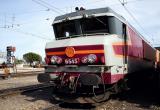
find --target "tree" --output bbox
[23,52,42,66]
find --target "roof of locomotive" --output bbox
[53,7,126,24]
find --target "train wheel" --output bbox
[92,91,111,103]
[50,86,62,103]
[113,79,128,94]
[91,85,111,103]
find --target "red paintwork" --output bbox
[143,40,156,61]
[46,45,105,65]
[46,45,104,52]
[103,73,124,84]
[127,26,143,58]
[113,26,155,61]
[113,26,143,58]
[112,45,124,57]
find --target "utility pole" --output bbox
[4,13,6,28]
[12,14,15,28]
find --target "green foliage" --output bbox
[15,58,24,64]
[23,52,42,66]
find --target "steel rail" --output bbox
[0,83,54,98]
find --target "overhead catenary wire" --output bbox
[12,15,53,27]
[32,0,64,15]
[0,11,53,28]
[118,0,146,32]
[9,28,52,41]
[13,9,50,16]
[1,0,141,27]
[0,27,52,41]
[74,0,140,8]
[0,9,51,17]
[61,0,141,13]
[117,0,154,44]
[36,0,65,14]
[0,7,53,41]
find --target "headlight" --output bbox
[50,56,62,64]
[81,56,88,64]
[88,54,97,64]
[51,56,57,64]
[81,54,97,64]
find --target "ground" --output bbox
[0,68,160,110]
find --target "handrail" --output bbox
[56,33,109,40]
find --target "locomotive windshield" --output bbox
[53,16,122,39]
[80,16,108,34]
[54,20,77,39]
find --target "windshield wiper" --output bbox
[94,17,107,27]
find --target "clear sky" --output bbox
[0,0,160,60]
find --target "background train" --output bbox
[38,7,160,101]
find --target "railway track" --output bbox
[0,83,159,110]
[11,71,43,78]
[0,71,44,80]
[43,90,114,110]
[0,83,54,98]
[0,83,108,109]
[44,96,107,110]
